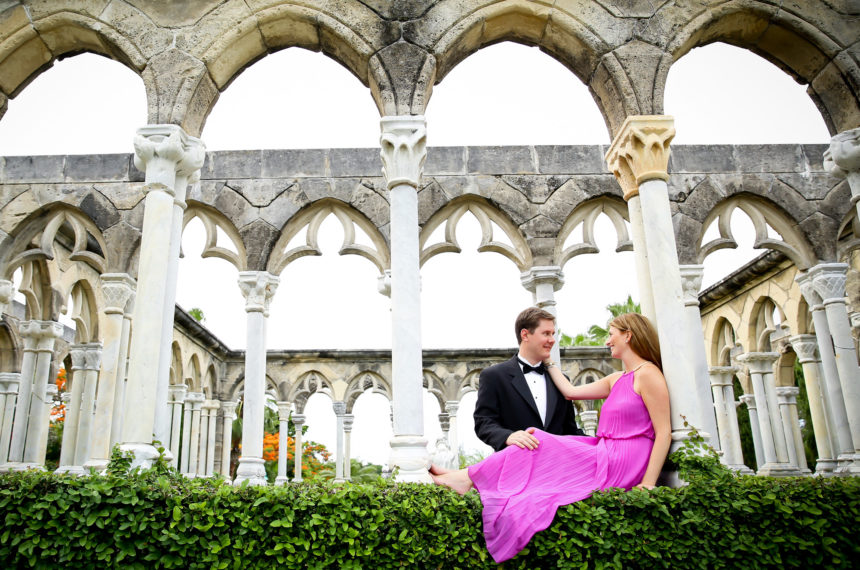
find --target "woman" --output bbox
[430,313,671,563]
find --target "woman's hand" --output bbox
[634,483,655,490]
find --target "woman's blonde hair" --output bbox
[609,313,662,371]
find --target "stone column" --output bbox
[333,401,346,482]
[776,386,809,473]
[57,346,87,472]
[0,279,14,317]
[739,394,764,470]
[275,401,291,485]
[580,410,599,436]
[234,271,279,486]
[202,400,219,476]
[122,124,205,468]
[521,267,565,364]
[73,344,102,469]
[737,353,798,476]
[110,287,135,449]
[38,384,57,464]
[796,273,854,469]
[789,334,837,474]
[292,413,306,482]
[709,366,750,472]
[444,400,460,463]
[605,115,715,449]
[0,373,20,464]
[343,413,354,481]
[86,273,135,471]
[196,402,210,476]
[380,115,430,483]
[180,389,197,473]
[624,197,655,319]
[185,392,204,476]
[809,263,860,472]
[167,384,188,462]
[220,400,238,478]
[12,321,63,469]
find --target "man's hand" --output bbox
[506,427,540,450]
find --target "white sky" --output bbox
[0,42,830,466]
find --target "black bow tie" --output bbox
[519,360,546,375]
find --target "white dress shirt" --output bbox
[517,353,547,425]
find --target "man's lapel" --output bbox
[506,356,541,419]
[543,373,558,428]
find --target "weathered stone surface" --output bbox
[425,147,465,175]
[329,148,381,178]
[80,190,121,230]
[240,218,281,271]
[262,149,328,178]
[670,146,736,174]
[467,146,534,175]
[348,179,389,227]
[2,156,64,182]
[536,146,606,175]
[203,150,263,180]
[92,182,145,211]
[64,154,131,182]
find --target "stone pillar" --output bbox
[201,400,219,476]
[122,124,205,468]
[275,401,291,485]
[0,373,20,463]
[57,345,87,472]
[796,272,854,469]
[73,344,102,468]
[343,413,354,481]
[709,366,751,472]
[110,288,135,449]
[167,384,188,462]
[180,389,197,473]
[580,410,599,436]
[605,115,715,449]
[185,392,204,476]
[333,400,346,482]
[521,267,565,364]
[38,384,57,464]
[624,197,655,319]
[776,386,809,473]
[789,334,837,474]
[234,271,279,486]
[196,402,211,476]
[737,353,798,476]
[86,274,135,471]
[444,400,460,463]
[380,115,430,483]
[220,400,238,478]
[739,394,765,470]
[809,263,860,472]
[8,321,63,469]
[0,279,14,317]
[292,413,305,482]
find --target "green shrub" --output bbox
[0,468,857,569]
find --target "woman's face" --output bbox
[606,326,630,359]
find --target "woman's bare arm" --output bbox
[545,363,617,400]
[635,366,672,488]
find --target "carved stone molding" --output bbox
[168,384,188,403]
[100,273,136,315]
[736,352,779,375]
[380,115,427,190]
[789,334,819,364]
[776,386,800,404]
[133,125,205,190]
[795,272,823,307]
[220,400,238,419]
[276,401,292,421]
[237,271,279,316]
[739,394,756,409]
[520,266,565,293]
[605,115,675,201]
[332,401,346,416]
[343,414,354,432]
[709,366,737,387]
[679,264,705,307]
[809,263,848,303]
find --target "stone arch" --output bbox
[0,322,19,372]
[64,279,99,343]
[458,369,481,399]
[422,370,446,411]
[183,202,248,272]
[695,194,817,270]
[287,370,335,414]
[662,2,860,135]
[420,196,532,271]
[572,368,603,387]
[775,349,797,388]
[0,6,147,104]
[202,364,217,400]
[746,296,787,353]
[267,198,390,276]
[344,371,391,413]
[713,317,740,366]
[187,353,203,393]
[170,342,183,387]
[554,196,632,268]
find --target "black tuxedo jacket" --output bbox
[474,355,584,451]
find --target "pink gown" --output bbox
[467,370,656,563]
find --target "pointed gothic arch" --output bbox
[554,196,632,268]
[183,202,248,272]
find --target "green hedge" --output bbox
[1,467,858,569]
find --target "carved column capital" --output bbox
[185,391,205,409]
[789,334,819,364]
[220,400,238,419]
[824,127,860,178]
[380,115,427,190]
[276,401,292,422]
[739,393,756,409]
[776,386,800,404]
[332,401,346,416]
[203,399,220,413]
[292,413,306,426]
[737,352,779,375]
[0,371,20,393]
[437,413,450,432]
[343,414,354,432]
[520,266,565,293]
[168,384,188,403]
[709,366,737,387]
[133,125,205,190]
[0,279,14,315]
[445,400,460,415]
[100,273,136,315]
[377,269,391,298]
[19,320,64,345]
[679,264,706,307]
[809,263,848,303]
[237,271,279,317]
[82,343,103,371]
[795,272,823,307]
[605,115,675,201]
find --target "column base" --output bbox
[389,435,431,483]
[756,463,804,477]
[120,442,162,470]
[274,475,290,485]
[835,453,860,474]
[233,457,268,486]
[55,465,88,476]
[0,462,45,473]
[82,459,109,473]
[813,458,839,476]
[726,463,755,475]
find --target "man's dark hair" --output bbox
[514,307,556,345]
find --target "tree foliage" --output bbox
[560,295,641,347]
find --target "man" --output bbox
[474,307,583,451]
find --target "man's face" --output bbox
[521,318,555,362]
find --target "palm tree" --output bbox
[562,295,641,347]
